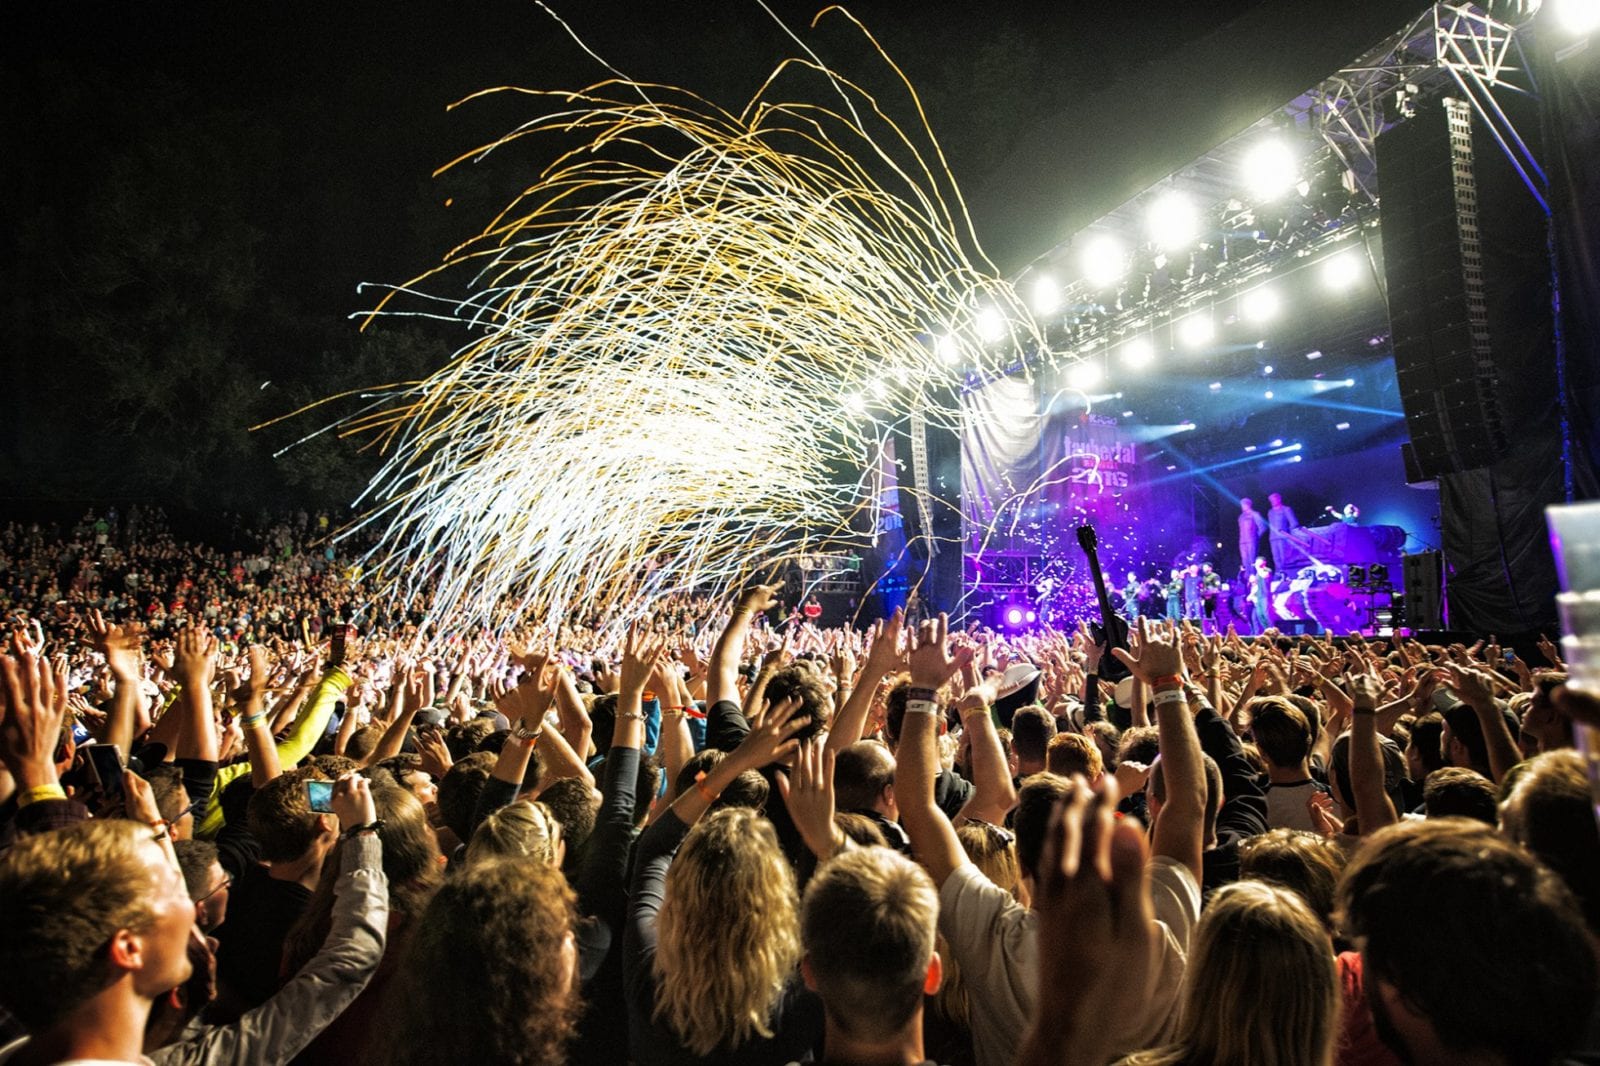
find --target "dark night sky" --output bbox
[1,0,1423,509]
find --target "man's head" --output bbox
[436,751,499,844]
[1405,713,1447,781]
[1439,703,1491,775]
[1337,818,1597,1064]
[1045,732,1103,782]
[1249,697,1313,771]
[1241,497,1255,512]
[675,749,769,811]
[1011,706,1057,774]
[834,740,897,819]
[1269,493,1283,507]
[1500,750,1600,935]
[0,819,197,1031]
[172,838,230,932]
[248,767,336,864]
[1238,828,1346,931]
[1420,767,1497,825]
[801,846,940,1044]
[141,764,194,841]
[1149,752,1225,848]
[764,664,834,743]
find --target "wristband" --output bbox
[1151,688,1188,708]
[241,713,266,728]
[1150,674,1184,689]
[340,819,385,841]
[906,686,938,702]
[694,770,720,803]
[17,783,67,808]
[905,698,939,717]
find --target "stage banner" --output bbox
[960,376,1041,554]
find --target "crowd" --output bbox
[1,510,1599,1066]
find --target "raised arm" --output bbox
[237,645,281,787]
[1113,620,1204,882]
[826,611,903,756]
[86,609,145,756]
[895,614,973,889]
[172,627,220,763]
[705,584,778,710]
[954,666,1012,826]
[1448,664,1522,785]
[1346,672,1398,834]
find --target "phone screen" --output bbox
[87,744,125,805]
[306,780,335,814]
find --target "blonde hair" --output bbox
[0,820,163,1029]
[466,800,558,868]
[653,808,801,1055]
[937,821,1024,1029]
[1120,881,1337,1066]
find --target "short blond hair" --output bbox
[466,800,558,868]
[802,846,938,1040]
[0,820,163,1029]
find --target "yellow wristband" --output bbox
[18,784,67,808]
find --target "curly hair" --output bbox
[384,859,578,1065]
[654,808,801,1055]
[763,665,833,742]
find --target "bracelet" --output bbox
[512,720,544,743]
[17,784,66,808]
[904,698,939,717]
[618,710,647,722]
[906,686,938,702]
[662,709,688,720]
[241,713,266,729]
[1151,688,1188,707]
[694,770,720,803]
[340,819,385,841]
[1150,674,1184,688]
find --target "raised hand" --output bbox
[907,613,970,691]
[619,620,669,695]
[329,772,377,832]
[862,609,907,676]
[87,609,144,681]
[0,643,69,788]
[173,627,219,687]
[776,735,843,860]
[729,694,807,771]
[1109,617,1182,685]
[735,583,781,616]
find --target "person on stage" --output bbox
[1181,563,1203,622]
[1121,572,1141,620]
[1267,492,1300,571]
[802,594,823,624]
[1248,556,1275,634]
[1164,568,1183,622]
[1238,497,1268,578]
[1323,503,1361,525]
[1200,562,1221,631]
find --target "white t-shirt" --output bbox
[1265,780,1325,831]
[938,855,1202,1066]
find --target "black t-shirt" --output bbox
[209,863,313,1021]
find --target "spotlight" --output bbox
[976,307,1006,342]
[1321,250,1363,290]
[1006,608,1023,625]
[1208,382,1222,391]
[1264,390,1274,399]
[1146,191,1199,250]
[845,392,865,413]
[1244,445,1257,453]
[935,334,960,364]
[871,379,889,399]
[1553,0,1600,35]
[1305,349,1323,360]
[1177,313,1214,348]
[1024,610,1037,623]
[1271,439,1283,447]
[1290,455,1302,462]
[1121,410,1134,417]
[1030,275,1060,315]
[1263,365,1274,375]
[1240,287,1281,322]
[1335,422,1350,430]
[1243,138,1299,201]
[1121,336,1155,368]
[1080,235,1128,288]
[1067,361,1103,390]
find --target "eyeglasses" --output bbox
[195,872,232,905]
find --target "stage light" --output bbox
[1208,381,1222,391]
[1024,610,1037,623]
[1177,313,1214,348]
[1243,138,1299,201]
[844,392,865,413]
[1006,608,1023,625]
[1121,410,1134,417]
[1245,445,1257,452]
[1271,438,1283,447]
[1080,235,1127,288]
[1553,0,1600,35]
[976,307,1006,342]
[1336,421,1350,430]
[1263,365,1274,375]
[1067,361,1103,390]
[1264,390,1274,399]
[1240,286,1281,322]
[1030,275,1060,315]
[1146,191,1199,250]
[1305,349,1323,360]
[1321,250,1363,290]
[870,379,889,400]
[1121,336,1155,368]
[935,334,960,364]
[1290,455,1303,462]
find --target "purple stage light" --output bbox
[1006,608,1024,625]
[1024,610,1037,623]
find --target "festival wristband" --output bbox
[905,699,939,717]
[1150,674,1184,688]
[17,784,67,808]
[1151,688,1188,708]
[241,713,266,729]
[906,686,938,702]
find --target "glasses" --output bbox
[965,819,1015,847]
[195,872,232,905]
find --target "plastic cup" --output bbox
[1548,501,1600,595]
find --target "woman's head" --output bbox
[385,859,578,1065]
[1154,880,1338,1066]
[654,807,800,1055]
[466,799,562,869]
[956,820,1022,901]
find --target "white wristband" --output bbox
[905,698,939,716]
[1152,688,1188,708]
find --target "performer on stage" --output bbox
[802,595,823,624]
[1165,568,1183,622]
[1248,556,1274,634]
[1267,492,1300,571]
[1238,497,1268,577]
[1323,503,1361,525]
[1121,572,1141,620]
[1201,562,1222,631]
[1181,563,1203,622]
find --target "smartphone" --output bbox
[306,780,335,814]
[86,744,126,806]
[330,624,350,665]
